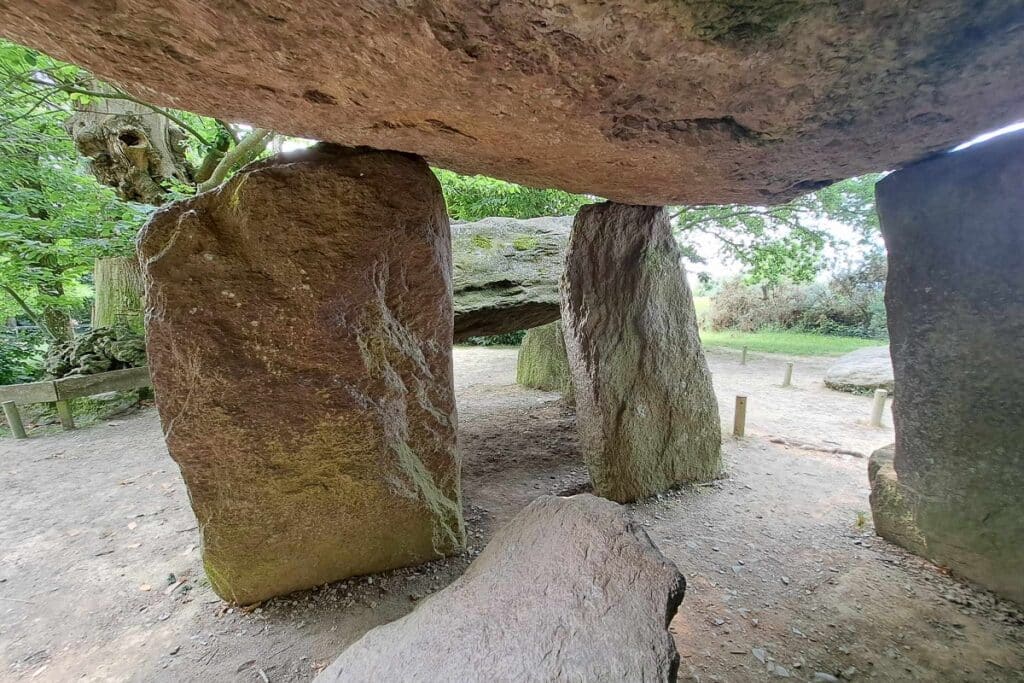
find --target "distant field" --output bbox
[699,329,884,356]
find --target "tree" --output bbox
[0,47,147,341]
[435,169,592,220]
[671,174,882,286]
[92,256,144,331]
[1,39,277,206]
[0,39,278,352]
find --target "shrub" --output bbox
[708,262,887,339]
[0,329,45,385]
[460,330,526,346]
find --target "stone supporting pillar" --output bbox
[873,131,1024,603]
[560,202,721,502]
[138,145,463,604]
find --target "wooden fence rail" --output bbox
[0,366,152,438]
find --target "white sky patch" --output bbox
[952,120,1024,151]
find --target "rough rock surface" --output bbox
[315,494,685,682]
[516,321,572,397]
[452,216,570,340]
[867,445,927,557]
[138,145,463,604]
[875,131,1024,604]
[5,2,1023,205]
[823,346,894,394]
[561,203,721,502]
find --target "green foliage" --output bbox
[0,41,152,339]
[460,330,527,347]
[707,256,888,339]
[673,174,882,285]
[0,330,45,384]
[435,169,592,220]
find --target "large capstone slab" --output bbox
[138,145,463,604]
[875,131,1024,604]
[452,216,571,340]
[561,203,721,502]
[314,494,686,682]
[4,2,1023,205]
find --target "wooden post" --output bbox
[55,400,76,430]
[782,362,794,387]
[2,401,27,439]
[733,394,748,437]
[870,389,888,428]
[741,346,748,365]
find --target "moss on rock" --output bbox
[516,321,572,398]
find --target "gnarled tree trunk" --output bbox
[64,81,193,204]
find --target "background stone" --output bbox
[516,321,572,398]
[452,216,570,341]
[824,346,894,394]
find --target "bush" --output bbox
[0,329,45,385]
[460,330,526,346]
[708,264,887,339]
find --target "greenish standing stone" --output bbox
[561,202,721,503]
[516,321,573,400]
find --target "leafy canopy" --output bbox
[0,41,151,326]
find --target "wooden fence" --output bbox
[0,366,151,438]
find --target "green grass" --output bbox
[699,329,884,356]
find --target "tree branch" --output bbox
[1,284,57,341]
[28,77,214,148]
[197,128,272,192]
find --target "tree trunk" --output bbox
[41,305,73,343]
[92,256,145,331]
[64,81,193,204]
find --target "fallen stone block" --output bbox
[315,494,686,682]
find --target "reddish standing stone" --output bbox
[138,145,463,604]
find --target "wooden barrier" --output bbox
[0,366,151,438]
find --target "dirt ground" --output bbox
[1,346,1021,682]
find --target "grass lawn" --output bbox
[691,295,885,356]
[699,329,885,356]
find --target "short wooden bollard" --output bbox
[782,362,794,387]
[55,400,76,430]
[733,394,748,437]
[870,389,888,428]
[2,400,27,439]
[741,346,748,365]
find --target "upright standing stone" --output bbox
[874,131,1024,603]
[561,203,721,502]
[516,321,572,397]
[138,145,463,604]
